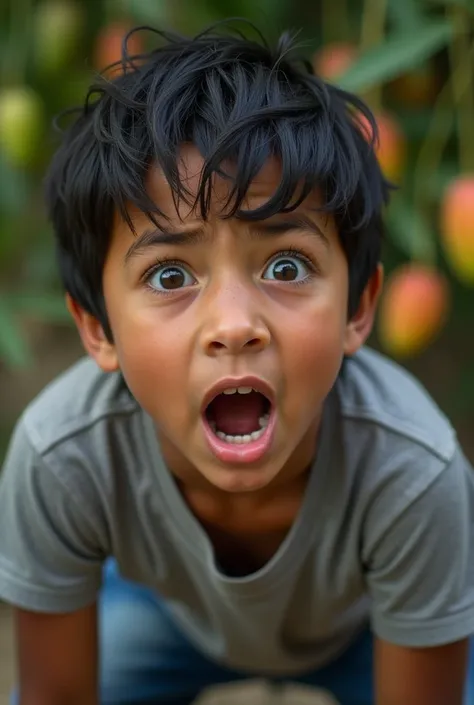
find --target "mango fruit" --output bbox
[313,42,358,82]
[358,111,406,184]
[34,0,83,74]
[94,22,144,75]
[440,176,474,285]
[0,87,44,168]
[378,264,449,358]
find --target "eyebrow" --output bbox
[124,227,209,263]
[252,215,329,246]
[124,214,329,264]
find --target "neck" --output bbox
[158,413,321,520]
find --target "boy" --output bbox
[0,21,473,705]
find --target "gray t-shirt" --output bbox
[1,346,474,674]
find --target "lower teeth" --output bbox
[212,414,270,445]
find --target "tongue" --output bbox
[209,392,266,435]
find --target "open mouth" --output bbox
[201,382,276,464]
[205,387,271,445]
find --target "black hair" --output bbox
[45,20,392,340]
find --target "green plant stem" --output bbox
[447,6,474,174]
[412,39,474,262]
[359,0,388,111]
[2,0,31,87]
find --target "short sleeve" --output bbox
[364,447,474,647]
[0,417,105,612]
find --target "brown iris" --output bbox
[271,259,298,281]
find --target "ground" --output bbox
[0,603,335,705]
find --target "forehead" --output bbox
[107,143,340,267]
[140,143,321,222]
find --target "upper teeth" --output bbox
[222,387,253,395]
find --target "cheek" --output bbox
[107,296,192,419]
[285,313,345,378]
[280,284,348,400]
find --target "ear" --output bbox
[344,263,383,356]
[66,294,119,373]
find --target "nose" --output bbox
[200,282,271,357]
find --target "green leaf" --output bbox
[388,0,426,31]
[421,161,459,200]
[0,299,32,368]
[122,0,169,24]
[338,21,453,92]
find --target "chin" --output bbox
[202,462,281,494]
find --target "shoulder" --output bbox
[0,358,125,610]
[336,346,456,464]
[331,347,466,535]
[2,357,145,556]
[21,356,139,457]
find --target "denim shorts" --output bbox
[10,558,474,705]
[92,559,474,705]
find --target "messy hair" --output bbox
[45,20,391,340]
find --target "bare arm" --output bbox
[15,603,98,705]
[375,637,469,705]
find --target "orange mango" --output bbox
[440,176,474,285]
[378,264,449,358]
[358,111,406,184]
[313,42,358,81]
[94,22,144,75]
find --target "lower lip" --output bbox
[202,409,276,465]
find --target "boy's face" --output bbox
[72,145,381,493]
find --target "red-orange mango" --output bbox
[378,264,449,358]
[94,22,144,74]
[441,175,474,285]
[313,42,358,81]
[358,111,406,184]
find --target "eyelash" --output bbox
[141,247,319,296]
[141,258,187,297]
[273,247,319,279]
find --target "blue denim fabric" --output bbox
[96,560,474,705]
[11,558,474,705]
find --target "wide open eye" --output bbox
[148,263,196,291]
[262,253,312,283]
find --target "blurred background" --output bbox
[0,0,473,460]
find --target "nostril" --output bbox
[245,338,262,349]
[208,338,262,352]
